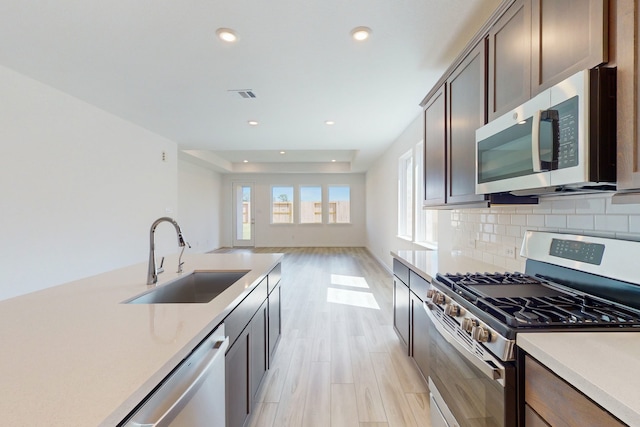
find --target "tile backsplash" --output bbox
[450,193,640,272]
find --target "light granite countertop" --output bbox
[392,249,640,426]
[0,252,282,427]
[518,332,640,427]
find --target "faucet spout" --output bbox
[147,217,187,285]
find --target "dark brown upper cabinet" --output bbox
[423,85,447,207]
[488,0,532,121]
[446,41,488,205]
[421,0,611,206]
[531,0,609,93]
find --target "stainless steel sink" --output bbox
[124,271,249,304]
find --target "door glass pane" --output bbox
[235,185,252,240]
[300,186,322,223]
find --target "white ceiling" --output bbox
[0,0,501,173]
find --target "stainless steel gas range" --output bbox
[424,231,640,427]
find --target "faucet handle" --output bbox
[156,257,165,275]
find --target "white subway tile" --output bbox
[483,223,493,233]
[545,215,567,228]
[576,196,606,214]
[511,215,527,226]
[629,216,640,233]
[614,232,640,242]
[506,225,521,237]
[527,215,545,226]
[532,205,552,214]
[566,215,594,230]
[516,206,534,214]
[494,224,506,235]
[594,215,628,232]
[501,235,516,246]
[498,214,511,224]
[551,199,576,214]
[605,197,640,214]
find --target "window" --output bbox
[300,186,322,223]
[328,186,350,224]
[415,142,438,246]
[271,186,294,224]
[398,150,413,238]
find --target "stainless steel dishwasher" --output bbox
[124,325,228,427]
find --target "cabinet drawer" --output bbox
[409,271,428,301]
[525,356,625,427]
[225,277,268,347]
[393,258,409,285]
[268,263,281,294]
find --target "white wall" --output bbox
[177,158,223,253]
[221,173,366,247]
[0,65,182,301]
[365,113,451,270]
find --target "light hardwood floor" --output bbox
[218,247,431,427]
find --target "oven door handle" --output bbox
[423,301,505,385]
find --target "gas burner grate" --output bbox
[481,294,640,328]
[437,272,542,287]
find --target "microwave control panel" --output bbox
[554,96,579,169]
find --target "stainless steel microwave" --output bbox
[475,68,616,196]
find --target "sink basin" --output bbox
[124,271,249,304]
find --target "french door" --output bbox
[232,182,254,247]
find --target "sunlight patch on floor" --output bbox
[326,287,380,309]
[330,274,370,289]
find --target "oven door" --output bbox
[423,302,516,427]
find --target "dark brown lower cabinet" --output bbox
[250,301,267,403]
[268,282,281,364]
[410,292,429,381]
[225,262,282,427]
[226,330,249,427]
[524,355,625,427]
[393,278,410,351]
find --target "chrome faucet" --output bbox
[147,217,188,285]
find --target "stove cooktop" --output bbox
[434,272,640,331]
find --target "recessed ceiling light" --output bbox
[243,159,249,163]
[351,26,371,41]
[325,120,335,125]
[216,28,238,43]
[280,151,286,155]
[248,120,259,126]
[331,159,337,162]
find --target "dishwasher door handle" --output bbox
[126,336,229,427]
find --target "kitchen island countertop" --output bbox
[0,252,282,426]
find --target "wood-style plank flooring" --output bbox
[218,247,431,427]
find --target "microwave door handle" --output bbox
[531,109,543,172]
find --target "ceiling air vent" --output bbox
[228,89,257,99]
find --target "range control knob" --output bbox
[471,325,490,343]
[444,303,460,317]
[461,318,477,332]
[426,289,437,299]
[432,292,446,305]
